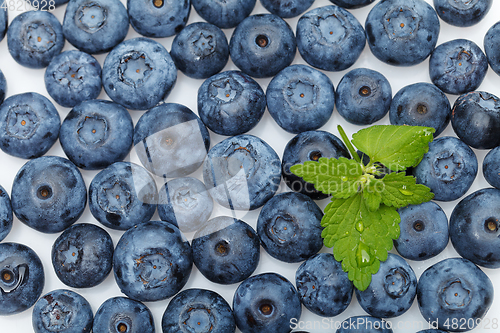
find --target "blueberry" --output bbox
[89,162,157,231]
[449,188,500,268]
[282,130,350,200]
[197,70,266,136]
[0,92,60,160]
[191,0,256,29]
[0,242,44,315]
[417,257,493,332]
[203,134,281,210]
[233,272,301,333]
[158,177,213,233]
[355,254,417,318]
[63,0,129,54]
[52,223,113,288]
[266,64,335,134]
[389,82,451,137]
[229,14,296,78]
[484,21,500,76]
[11,156,87,234]
[365,0,440,66]
[128,0,190,38]
[7,11,64,69]
[433,0,492,27]
[44,50,102,108]
[394,201,449,261]
[32,289,93,333]
[429,39,488,95]
[483,146,500,188]
[336,316,393,333]
[295,253,353,317]
[170,22,229,79]
[162,288,236,333]
[192,216,260,284]
[297,5,365,72]
[413,136,478,201]
[102,37,177,110]
[0,8,6,43]
[59,99,134,170]
[328,0,375,9]
[0,186,12,242]
[260,0,314,18]
[113,221,193,302]
[335,68,392,126]
[451,91,500,149]
[93,296,154,333]
[0,69,6,105]
[257,192,323,263]
[134,103,210,178]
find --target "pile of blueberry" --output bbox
[1,0,500,332]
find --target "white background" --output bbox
[1,0,500,332]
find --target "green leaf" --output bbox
[321,195,401,291]
[351,125,435,171]
[290,157,363,199]
[378,172,435,208]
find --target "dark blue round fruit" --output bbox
[336,68,392,126]
[7,11,64,69]
[32,289,93,333]
[113,221,193,302]
[484,21,500,76]
[0,8,6,42]
[158,177,213,233]
[229,14,296,78]
[197,70,266,136]
[266,64,335,134]
[59,99,134,170]
[282,130,350,200]
[413,136,477,201]
[0,68,6,105]
[128,0,190,38]
[51,223,114,288]
[170,22,229,79]
[192,216,260,285]
[395,201,449,261]
[102,37,177,110]
[257,192,323,263]
[451,91,500,149]
[233,272,301,333]
[433,0,492,27]
[260,0,314,18]
[191,0,256,29]
[93,296,154,333]
[389,82,451,137]
[417,257,493,332]
[0,185,13,242]
[355,253,417,318]
[11,156,87,234]
[297,5,365,71]
[483,146,500,189]
[0,92,60,160]
[162,288,236,333]
[365,0,440,66]
[329,0,375,9]
[295,253,353,317]
[429,39,488,95]
[89,162,157,231]
[0,242,44,315]
[63,0,129,54]
[203,134,281,210]
[450,188,500,268]
[44,50,102,108]
[134,103,210,178]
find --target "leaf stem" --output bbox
[338,125,361,163]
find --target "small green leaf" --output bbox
[290,157,363,198]
[351,125,435,171]
[379,172,435,208]
[321,195,401,291]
